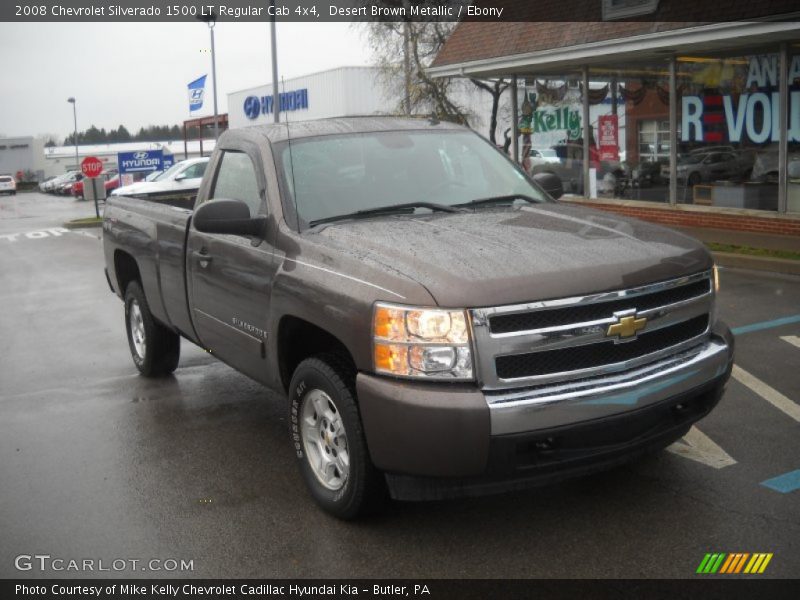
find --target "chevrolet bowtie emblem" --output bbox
[606,314,647,340]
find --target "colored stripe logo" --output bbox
[696,552,773,574]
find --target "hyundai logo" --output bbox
[133,151,149,160]
[244,95,261,120]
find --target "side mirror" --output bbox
[533,172,564,200]
[193,199,266,237]
[174,173,187,181]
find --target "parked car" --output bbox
[675,151,754,186]
[41,172,76,193]
[531,142,621,194]
[0,175,17,195]
[528,148,561,171]
[72,172,121,199]
[104,117,733,519]
[111,157,209,197]
[54,172,82,195]
[750,149,800,183]
[38,176,57,192]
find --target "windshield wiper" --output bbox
[308,202,463,228]
[453,194,540,208]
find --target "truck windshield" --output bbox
[275,130,550,230]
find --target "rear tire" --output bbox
[289,354,385,519]
[124,281,180,377]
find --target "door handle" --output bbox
[193,250,213,268]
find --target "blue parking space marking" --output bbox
[760,470,800,494]
[731,315,800,336]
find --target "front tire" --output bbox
[289,355,384,519]
[124,281,180,377]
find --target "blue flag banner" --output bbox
[188,75,207,112]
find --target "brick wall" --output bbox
[565,200,800,236]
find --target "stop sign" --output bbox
[81,156,103,178]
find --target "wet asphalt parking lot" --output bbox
[0,192,798,579]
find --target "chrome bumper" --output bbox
[486,335,732,435]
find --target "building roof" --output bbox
[44,139,216,159]
[431,1,800,77]
[432,22,699,69]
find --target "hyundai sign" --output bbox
[118,150,164,174]
[244,89,309,120]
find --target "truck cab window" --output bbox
[182,162,207,179]
[211,151,263,216]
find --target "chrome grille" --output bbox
[470,271,713,390]
[489,279,710,334]
[495,314,709,379]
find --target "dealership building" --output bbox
[0,136,46,180]
[431,10,800,235]
[229,64,621,156]
[227,65,518,139]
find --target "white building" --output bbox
[228,66,394,129]
[228,66,625,154]
[228,65,518,142]
[41,139,216,179]
[0,136,46,180]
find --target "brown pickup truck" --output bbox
[103,117,734,519]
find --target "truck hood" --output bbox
[311,203,712,307]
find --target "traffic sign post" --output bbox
[81,156,104,218]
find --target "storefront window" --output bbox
[519,48,797,212]
[676,51,779,210]
[788,48,800,214]
[516,75,585,196]
[587,61,670,202]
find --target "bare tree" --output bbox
[363,16,511,141]
[469,78,510,144]
[364,20,470,125]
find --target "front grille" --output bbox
[495,314,709,380]
[489,278,710,334]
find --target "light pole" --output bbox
[67,97,78,171]
[270,0,280,123]
[199,10,220,141]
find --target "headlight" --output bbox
[712,264,720,293]
[373,303,473,380]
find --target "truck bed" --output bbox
[104,195,197,342]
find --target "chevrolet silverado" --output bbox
[103,117,734,519]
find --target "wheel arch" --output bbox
[277,315,355,393]
[114,250,141,297]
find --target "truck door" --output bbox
[186,143,277,384]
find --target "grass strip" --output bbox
[706,242,800,262]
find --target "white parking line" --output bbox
[780,335,800,349]
[732,365,800,423]
[667,426,737,469]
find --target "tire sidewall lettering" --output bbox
[290,379,306,458]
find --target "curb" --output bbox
[63,219,102,230]
[712,251,800,276]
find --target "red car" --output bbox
[72,173,121,200]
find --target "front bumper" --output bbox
[357,321,734,500]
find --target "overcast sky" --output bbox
[0,22,372,141]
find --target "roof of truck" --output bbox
[230,116,466,144]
